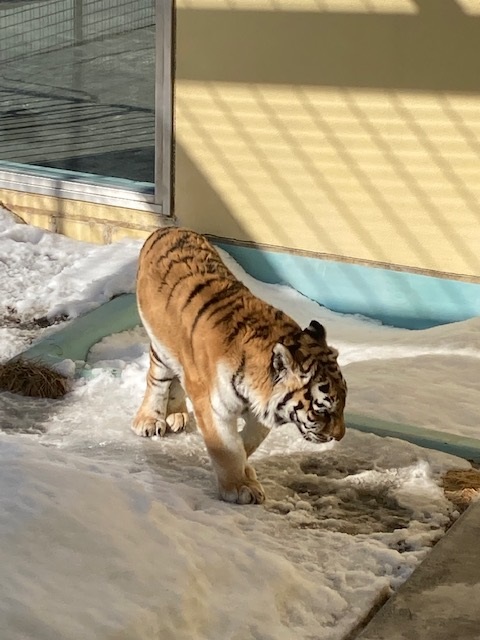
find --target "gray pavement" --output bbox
[358,500,480,640]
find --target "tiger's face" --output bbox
[270,320,347,443]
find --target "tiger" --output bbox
[133,227,347,505]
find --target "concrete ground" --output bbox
[358,499,480,640]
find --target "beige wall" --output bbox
[0,190,158,244]
[174,0,480,280]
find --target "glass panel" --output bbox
[0,0,155,184]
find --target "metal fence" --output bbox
[0,0,155,63]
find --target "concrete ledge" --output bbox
[19,294,140,371]
[347,413,480,464]
[357,499,480,640]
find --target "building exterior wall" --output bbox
[174,0,480,282]
[0,190,157,244]
[2,1,480,328]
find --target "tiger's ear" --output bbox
[305,320,326,343]
[272,343,294,380]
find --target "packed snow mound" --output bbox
[0,208,141,321]
[0,432,463,640]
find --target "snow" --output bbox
[0,208,477,639]
[0,210,138,322]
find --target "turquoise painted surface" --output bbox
[217,243,480,329]
[347,413,480,463]
[19,294,140,371]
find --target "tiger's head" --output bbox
[269,320,347,443]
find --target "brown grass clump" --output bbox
[0,358,71,399]
[442,468,480,513]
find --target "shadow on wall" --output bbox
[176,1,480,92]
[177,139,480,330]
[173,0,480,328]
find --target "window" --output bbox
[0,0,172,213]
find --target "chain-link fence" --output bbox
[0,0,157,181]
[1,0,155,63]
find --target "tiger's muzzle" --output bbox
[302,416,346,443]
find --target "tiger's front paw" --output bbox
[219,480,266,505]
[132,412,167,437]
[218,468,266,505]
[166,412,189,433]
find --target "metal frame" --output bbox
[0,0,173,217]
[0,163,157,211]
[155,0,174,215]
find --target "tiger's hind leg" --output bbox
[240,412,271,458]
[132,346,176,437]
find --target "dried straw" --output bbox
[443,468,480,512]
[0,357,71,399]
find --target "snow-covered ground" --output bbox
[0,208,477,640]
